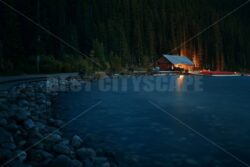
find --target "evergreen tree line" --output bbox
[0,0,250,73]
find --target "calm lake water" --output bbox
[56,76,250,167]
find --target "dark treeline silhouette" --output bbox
[0,0,250,73]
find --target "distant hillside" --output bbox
[0,0,250,73]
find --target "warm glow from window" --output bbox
[192,54,200,68]
[179,49,201,69]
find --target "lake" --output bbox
[56,76,250,167]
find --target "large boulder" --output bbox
[17,140,27,148]
[15,110,30,121]
[93,157,110,167]
[47,133,62,143]
[26,137,44,150]
[14,150,27,162]
[24,119,34,129]
[18,100,29,107]
[49,155,71,167]
[0,148,13,160]
[48,155,83,167]
[28,129,44,139]
[6,123,19,132]
[28,149,53,161]
[0,103,9,112]
[61,139,70,145]
[2,143,16,150]
[0,118,8,126]
[53,143,72,155]
[0,127,16,149]
[0,109,8,118]
[49,119,64,128]
[82,159,93,167]
[34,122,46,130]
[8,160,31,167]
[71,160,83,167]
[71,135,83,148]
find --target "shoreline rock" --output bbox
[0,80,119,167]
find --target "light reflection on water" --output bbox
[176,75,184,91]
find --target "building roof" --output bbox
[163,54,194,65]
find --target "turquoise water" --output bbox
[56,76,250,167]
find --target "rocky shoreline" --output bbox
[0,79,119,167]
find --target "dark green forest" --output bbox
[0,0,250,73]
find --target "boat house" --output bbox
[154,54,194,71]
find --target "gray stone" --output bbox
[0,118,8,126]
[46,101,52,106]
[48,118,55,122]
[0,103,8,111]
[29,128,44,139]
[37,93,46,100]
[0,148,13,159]
[8,105,19,116]
[71,160,83,167]
[24,119,34,129]
[17,93,27,100]
[29,149,53,161]
[0,127,14,143]
[30,115,39,121]
[35,122,46,130]
[41,158,53,166]
[185,158,199,166]
[47,128,62,135]
[9,160,32,167]
[26,93,35,100]
[76,148,96,160]
[52,119,64,128]
[48,155,72,167]
[93,157,109,166]
[83,159,93,167]
[0,98,8,104]
[53,143,71,155]
[15,150,27,162]
[71,135,83,148]
[48,133,62,143]
[2,142,16,150]
[7,123,19,131]
[27,138,44,149]
[18,100,29,107]
[61,139,70,145]
[100,162,111,167]
[28,102,37,108]
[15,110,30,121]
[0,110,8,118]
[17,140,27,147]
[38,100,47,105]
